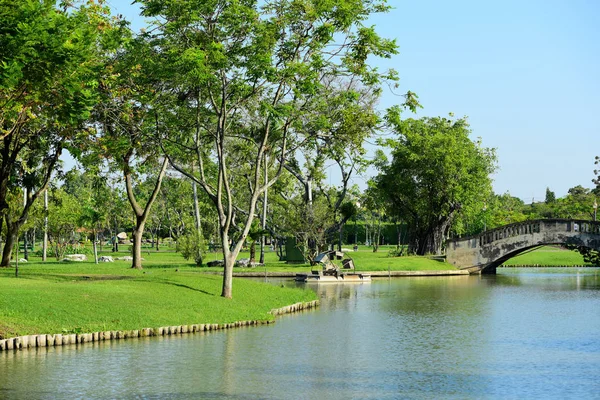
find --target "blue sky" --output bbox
[110,0,599,202]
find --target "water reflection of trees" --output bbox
[372,277,484,316]
[315,283,362,312]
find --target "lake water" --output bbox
[1,268,599,399]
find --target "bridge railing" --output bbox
[479,221,541,247]
[447,219,600,248]
[572,220,600,234]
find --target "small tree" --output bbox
[361,183,385,252]
[176,230,204,266]
[545,187,556,204]
[47,189,82,260]
[239,219,268,265]
[593,156,600,196]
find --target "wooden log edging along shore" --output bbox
[268,300,319,316]
[0,300,320,352]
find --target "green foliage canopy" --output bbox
[142,0,401,297]
[0,0,120,266]
[375,112,497,255]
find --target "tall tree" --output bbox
[284,82,397,252]
[148,0,401,298]
[63,169,110,264]
[90,33,170,269]
[570,158,600,264]
[0,1,117,266]
[375,112,497,255]
[552,185,596,220]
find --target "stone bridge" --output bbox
[446,219,600,274]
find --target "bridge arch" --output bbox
[446,219,600,274]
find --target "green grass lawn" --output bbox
[199,245,454,273]
[0,249,317,339]
[341,247,452,271]
[502,245,591,266]
[10,243,456,273]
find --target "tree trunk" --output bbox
[249,240,256,264]
[93,229,98,264]
[124,157,169,270]
[1,210,28,267]
[1,229,17,267]
[132,223,144,269]
[372,220,381,252]
[192,182,203,265]
[217,190,258,298]
[221,257,234,298]
[21,189,28,261]
[259,156,268,264]
[113,219,119,252]
[412,220,450,256]
[23,230,28,260]
[221,233,235,298]
[259,234,265,264]
[431,219,451,255]
[14,240,18,277]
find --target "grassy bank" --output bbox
[0,262,316,339]
[0,244,455,339]
[340,248,450,271]
[502,245,591,266]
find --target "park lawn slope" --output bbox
[502,245,592,267]
[0,268,316,339]
[344,250,451,271]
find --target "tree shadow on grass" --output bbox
[2,273,136,282]
[140,278,217,296]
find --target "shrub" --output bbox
[176,232,205,266]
